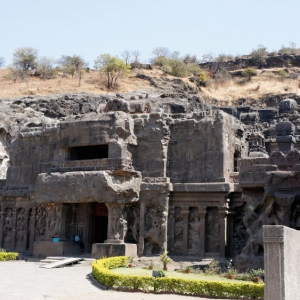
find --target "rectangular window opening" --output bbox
[69,145,108,160]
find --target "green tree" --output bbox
[250,44,268,67]
[12,47,38,70]
[37,56,56,79]
[58,55,87,86]
[94,54,131,89]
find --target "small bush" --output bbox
[277,69,288,78]
[242,68,257,78]
[0,252,18,261]
[197,70,210,86]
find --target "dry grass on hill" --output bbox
[201,68,300,106]
[0,68,161,99]
[0,67,299,108]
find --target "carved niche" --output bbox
[125,204,139,243]
[3,207,14,249]
[232,203,248,256]
[15,207,26,250]
[205,207,220,253]
[169,207,183,255]
[188,207,201,256]
[35,206,46,240]
[144,206,167,255]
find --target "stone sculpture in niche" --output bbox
[233,204,248,256]
[46,204,61,237]
[171,207,183,255]
[125,205,139,243]
[4,208,13,236]
[188,207,201,255]
[144,206,167,254]
[205,207,220,253]
[107,204,127,242]
[35,206,46,239]
[16,207,25,242]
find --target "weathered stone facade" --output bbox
[0,94,300,265]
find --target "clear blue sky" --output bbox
[1,0,300,66]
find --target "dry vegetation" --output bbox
[0,66,299,108]
[202,68,300,106]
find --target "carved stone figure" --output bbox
[205,207,220,253]
[144,206,167,255]
[35,206,46,239]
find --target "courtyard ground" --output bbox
[0,260,224,300]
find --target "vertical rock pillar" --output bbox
[198,207,207,258]
[0,204,4,248]
[137,201,145,257]
[218,206,228,259]
[11,210,17,250]
[181,206,189,256]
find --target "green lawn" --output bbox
[111,267,252,283]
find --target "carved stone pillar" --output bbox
[105,202,126,244]
[198,207,207,257]
[218,206,228,259]
[59,204,69,240]
[181,206,189,256]
[137,201,145,257]
[0,205,4,248]
[22,209,30,251]
[11,211,17,250]
[28,207,36,252]
[167,206,175,252]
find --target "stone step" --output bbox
[40,257,83,269]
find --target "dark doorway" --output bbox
[69,145,108,161]
[93,203,108,243]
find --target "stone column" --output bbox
[167,206,175,252]
[59,204,69,240]
[105,202,125,244]
[22,209,30,251]
[28,207,36,252]
[181,206,189,256]
[218,206,228,259]
[0,205,4,248]
[11,211,17,250]
[137,201,145,257]
[198,207,207,258]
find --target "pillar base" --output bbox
[92,243,137,259]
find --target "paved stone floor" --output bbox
[0,261,222,300]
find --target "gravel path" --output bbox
[0,261,222,300]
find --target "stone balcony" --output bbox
[50,158,133,173]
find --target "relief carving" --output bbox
[16,208,26,242]
[46,204,61,237]
[144,206,167,255]
[205,207,220,253]
[125,205,139,243]
[35,206,46,239]
[188,207,201,256]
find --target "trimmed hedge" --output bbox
[0,252,19,261]
[92,256,264,299]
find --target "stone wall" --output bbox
[263,225,300,300]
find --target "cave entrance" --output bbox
[69,144,108,160]
[93,202,108,243]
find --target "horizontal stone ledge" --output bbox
[172,182,232,192]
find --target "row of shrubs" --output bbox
[92,256,264,299]
[0,249,19,261]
